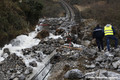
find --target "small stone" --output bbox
[85,64,95,69]
[81,40,91,47]
[19,74,25,80]
[3,48,10,55]
[13,78,19,80]
[24,67,33,75]
[117,69,120,72]
[10,73,15,79]
[29,61,37,67]
[2,53,8,58]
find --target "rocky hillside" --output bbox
[1,0,120,80]
[1,16,120,80]
[66,0,120,42]
[47,19,120,80]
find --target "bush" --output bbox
[0,0,43,47]
[19,0,43,25]
[0,31,9,47]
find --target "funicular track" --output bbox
[61,0,81,23]
[29,0,79,80]
[60,0,75,21]
[58,0,76,30]
[29,50,57,80]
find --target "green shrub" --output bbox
[0,0,43,47]
[0,31,9,47]
[19,0,43,25]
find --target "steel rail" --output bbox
[27,50,57,80]
[60,0,75,21]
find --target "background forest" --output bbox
[0,0,64,47]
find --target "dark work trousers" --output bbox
[96,38,104,51]
[106,35,118,51]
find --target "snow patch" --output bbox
[49,33,63,39]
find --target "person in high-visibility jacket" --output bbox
[104,24,118,51]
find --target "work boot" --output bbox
[98,49,101,52]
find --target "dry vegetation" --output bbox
[67,0,120,43]
[40,0,65,18]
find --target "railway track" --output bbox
[58,0,75,31]
[28,0,79,80]
[27,49,57,80]
[60,0,75,21]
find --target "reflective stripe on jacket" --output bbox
[104,25,113,36]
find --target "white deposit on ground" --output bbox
[0,22,63,80]
[85,69,120,80]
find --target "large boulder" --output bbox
[36,30,49,39]
[64,69,84,79]
[59,40,65,45]
[55,29,65,35]
[112,60,120,69]
[81,40,91,47]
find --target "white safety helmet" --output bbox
[106,24,112,27]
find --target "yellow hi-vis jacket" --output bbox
[104,25,113,36]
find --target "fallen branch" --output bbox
[61,45,83,51]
